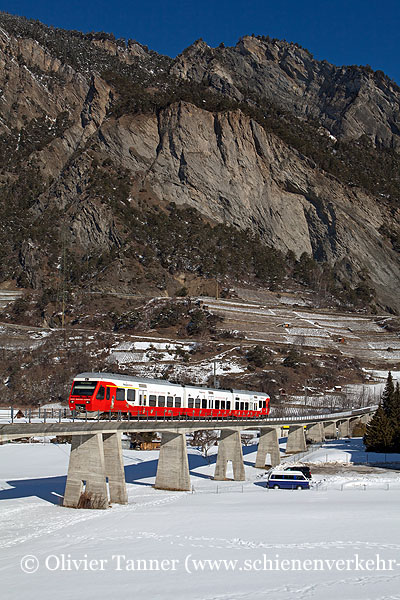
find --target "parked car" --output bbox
[267,469,310,490]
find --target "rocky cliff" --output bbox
[0,13,400,314]
[172,36,400,150]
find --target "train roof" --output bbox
[74,372,269,397]
[75,372,182,388]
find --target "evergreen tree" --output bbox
[363,404,394,452]
[381,371,394,415]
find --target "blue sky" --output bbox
[3,0,400,83]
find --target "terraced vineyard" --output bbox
[202,292,400,367]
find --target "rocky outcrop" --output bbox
[172,36,400,149]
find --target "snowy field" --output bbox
[1,439,400,599]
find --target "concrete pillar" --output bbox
[338,419,350,438]
[349,417,361,436]
[63,434,109,509]
[255,427,280,468]
[323,421,337,439]
[361,414,372,425]
[285,425,307,454]
[214,429,245,481]
[306,422,324,443]
[155,431,191,491]
[103,432,128,504]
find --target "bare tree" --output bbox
[241,433,255,446]
[190,430,218,459]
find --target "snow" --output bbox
[305,438,400,468]
[0,27,10,41]
[1,439,400,599]
[365,370,400,382]
[108,341,198,365]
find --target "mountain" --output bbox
[1,13,400,319]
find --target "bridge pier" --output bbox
[361,414,372,425]
[103,432,128,504]
[63,432,127,508]
[285,425,307,454]
[323,420,337,439]
[306,422,324,443]
[63,433,109,508]
[337,419,350,438]
[255,427,280,468]
[154,431,191,491]
[214,429,245,481]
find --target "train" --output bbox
[68,372,270,419]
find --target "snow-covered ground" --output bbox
[1,438,400,599]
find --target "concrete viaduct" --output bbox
[0,407,375,509]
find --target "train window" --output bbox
[167,396,173,407]
[201,399,207,409]
[149,395,156,407]
[158,395,165,407]
[175,397,181,407]
[72,381,98,396]
[240,402,244,410]
[127,389,135,402]
[235,401,239,410]
[226,401,231,409]
[259,400,263,407]
[195,399,201,409]
[106,388,110,401]
[245,402,249,410]
[96,386,105,400]
[188,398,194,408]
[215,400,220,409]
[116,388,125,401]
[221,401,225,409]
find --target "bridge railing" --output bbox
[1,404,377,425]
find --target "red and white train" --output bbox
[68,372,270,419]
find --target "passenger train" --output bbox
[68,372,270,418]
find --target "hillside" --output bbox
[0,12,399,318]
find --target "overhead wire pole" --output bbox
[60,221,67,346]
[213,359,219,389]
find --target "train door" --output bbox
[138,391,146,415]
[114,387,126,411]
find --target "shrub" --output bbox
[246,345,269,368]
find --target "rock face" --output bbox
[172,36,400,150]
[0,15,400,311]
[96,103,400,310]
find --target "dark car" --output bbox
[284,465,312,480]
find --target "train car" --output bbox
[68,372,270,419]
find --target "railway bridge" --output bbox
[0,406,375,509]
